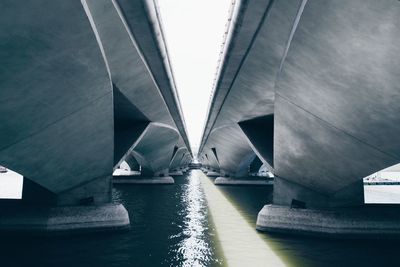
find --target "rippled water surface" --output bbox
[218,184,400,267]
[2,171,400,266]
[166,172,222,266]
[0,172,223,267]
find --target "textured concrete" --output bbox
[0,0,191,232]
[113,176,174,185]
[199,0,301,176]
[84,0,191,174]
[203,126,256,177]
[116,0,191,152]
[169,171,183,176]
[257,205,400,238]
[0,204,130,234]
[123,123,180,176]
[272,0,400,208]
[113,169,141,176]
[199,0,400,236]
[214,177,273,186]
[206,171,221,177]
[169,147,189,171]
[0,0,114,196]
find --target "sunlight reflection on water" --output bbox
[169,172,215,266]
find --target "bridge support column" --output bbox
[113,169,174,185]
[256,177,400,238]
[206,171,221,177]
[214,177,273,186]
[113,176,174,185]
[0,176,130,234]
[256,204,400,238]
[169,170,183,176]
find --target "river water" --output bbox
[1,170,400,266]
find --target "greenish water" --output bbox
[0,172,223,267]
[1,170,400,266]
[217,183,400,267]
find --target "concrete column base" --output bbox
[206,171,220,177]
[169,171,183,176]
[113,170,141,176]
[256,204,400,238]
[0,204,130,234]
[214,177,273,186]
[113,176,174,184]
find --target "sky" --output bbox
[157,0,232,152]
[0,169,23,199]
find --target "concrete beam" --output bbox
[0,0,130,233]
[273,0,400,207]
[85,0,192,173]
[114,0,192,154]
[199,0,300,178]
[200,0,400,237]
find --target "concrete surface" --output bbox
[0,204,130,234]
[113,176,174,185]
[169,171,183,176]
[199,0,400,209]
[214,177,273,186]
[257,204,400,238]
[206,171,221,177]
[199,0,300,176]
[0,0,191,233]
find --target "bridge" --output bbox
[0,0,191,232]
[1,0,400,238]
[198,0,400,237]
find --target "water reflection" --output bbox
[218,184,400,267]
[169,172,219,266]
[0,171,223,267]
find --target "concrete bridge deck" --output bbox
[198,0,400,237]
[0,0,191,232]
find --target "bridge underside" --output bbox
[199,0,400,237]
[0,0,191,233]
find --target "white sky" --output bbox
[0,169,23,199]
[158,0,232,152]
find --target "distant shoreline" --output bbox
[364,181,400,185]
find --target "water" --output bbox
[1,171,400,266]
[0,171,223,267]
[218,183,400,267]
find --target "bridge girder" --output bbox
[0,0,191,207]
[199,0,400,209]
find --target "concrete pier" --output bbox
[113,176,174,185]
[197,0,400,237]
[0,204,130,234]
[0,0,192,233]
[257,205,400,238]
[169,171,183,176]
[214,177,273,186]
[206,171,221,177]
